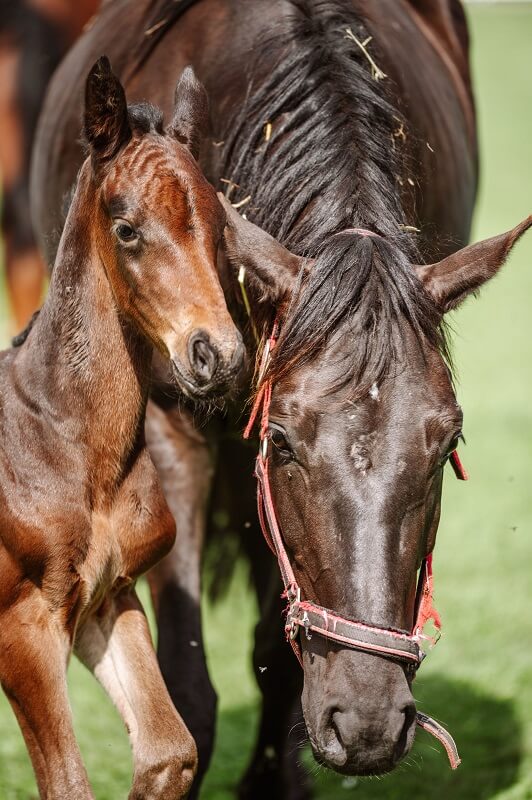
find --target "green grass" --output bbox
[1,4,531,798]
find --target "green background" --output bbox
[0,4,531,798]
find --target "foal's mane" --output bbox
[220,0,450,389]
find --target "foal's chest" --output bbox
[79,452,176,609]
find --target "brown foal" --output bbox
[0,57,240,799]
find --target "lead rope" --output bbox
[416,713,461,770]
[240,270,464,771]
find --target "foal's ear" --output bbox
[168,66,208,160]
[415,216,532,313]
[218,193,307,304]
[84,56,131,167]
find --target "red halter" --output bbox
[244,311,466,770]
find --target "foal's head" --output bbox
[223,197,530,775]
[82,57,243,398]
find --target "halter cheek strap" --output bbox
[244,316,467,771]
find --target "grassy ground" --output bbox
[0,4,531,799]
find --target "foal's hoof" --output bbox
[238,752,312,800]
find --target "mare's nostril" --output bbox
[393,702,417,763]
[318,708,348,767]
[188,330,218,384]
[331,710,344,750]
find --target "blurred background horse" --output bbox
[0,0,100,328]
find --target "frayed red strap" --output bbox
[450,449,469,480]
[243,381,267,440]
[413,553,441,640]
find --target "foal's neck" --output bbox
[17,164,151,494]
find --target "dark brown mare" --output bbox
[30,1,531,797]
[0,0,101,327]
[0,56,245,798]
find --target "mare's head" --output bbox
[223,197,530,775]
[82,57,243,398]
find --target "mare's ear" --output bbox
[218,193,307,304]
[168,66,208,160]
[84,56,131,168]
[415,217,531,313]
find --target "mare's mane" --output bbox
[220,0,450,389]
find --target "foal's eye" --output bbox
[113,220,139,244]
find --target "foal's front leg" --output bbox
[0,589,93,799]
[75,587,197,800]
[145,400,217,797]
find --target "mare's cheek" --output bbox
[269,462,310,554]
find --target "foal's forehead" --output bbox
[103,135,209,198]
[101,133,224,228]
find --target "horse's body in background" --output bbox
[30,2,529,799]
[31,0,477,268]
[0,0,100,327]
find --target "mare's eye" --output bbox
[443,431,465,463]
[113,220,138,244]
[269,425,293,459]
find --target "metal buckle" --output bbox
[286,585,301,640]
[301,610,312,641]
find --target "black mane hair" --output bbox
[220,0,450,388]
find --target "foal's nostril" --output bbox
[188,330,218,384]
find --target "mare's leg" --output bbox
[0,590,93,799]
[238,554,310,800]
[212,437,310,800]
[145,400,217,797]
[75,587,197,800]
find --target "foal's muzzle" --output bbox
[172,328,246,399]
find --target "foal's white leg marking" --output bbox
[76,609,140,744]
[75,590,197,799]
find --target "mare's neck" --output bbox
[16,163,151,492]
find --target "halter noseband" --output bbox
[243,283,467,770]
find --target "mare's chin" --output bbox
[311,744,400,777]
